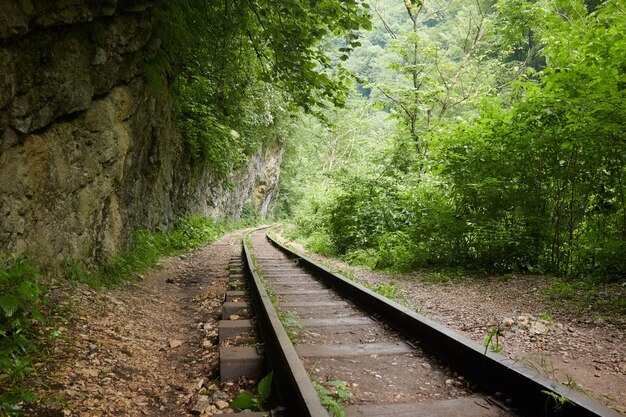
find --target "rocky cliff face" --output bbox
[0,1,283,271]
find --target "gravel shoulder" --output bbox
[279,235,626,415]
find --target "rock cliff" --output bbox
[0,1,283,270]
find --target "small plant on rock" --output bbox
[538,312,554,324]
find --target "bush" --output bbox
[64,215,255,287]
[0,257,48,415]
[372,231,418,271]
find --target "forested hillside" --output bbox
[280,0,625,282]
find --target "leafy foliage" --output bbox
[366,281,411,307]
[278,309,304,344]
[230,372,273,411]
[312,380,353,417]
[146,0,373,176]
[542,390,574,414]
[282,0,626,282]
[0,258,48,415]
[483,325,503,354]
[63,216,256,287]
[437,0,626,278]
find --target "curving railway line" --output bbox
[237,228,620,417]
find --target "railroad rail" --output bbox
[241,229,620,417]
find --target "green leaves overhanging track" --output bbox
[147,0,373,178]
[152,0,372,112]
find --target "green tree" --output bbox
[438,0,626,277]
[283,0,625,281]
[364,0,501,163]
[145,0,373,177]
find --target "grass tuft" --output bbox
[62,215,256,287]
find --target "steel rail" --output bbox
[265,232,621,417]
[242,231,330,417]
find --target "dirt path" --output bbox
[28,232,245,417]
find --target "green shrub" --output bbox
[241,203,261,222]
[0,257,48,415]
[343,248,378,269]
[63,215,255,287]
[167,216,225,251]
[303,232,337,258]
[373,231,419,271]
[99,230,167,286]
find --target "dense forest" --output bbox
[278,0,626,282]
[139,0,626,280]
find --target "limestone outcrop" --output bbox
[0,1,283,271]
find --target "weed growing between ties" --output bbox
[542,390,573,414]
[264,282,302,344]
[279,310,304,343]
[312,380,353,417]
[62,215,258,287]
[230,372,273,411]
[0,257,54,416]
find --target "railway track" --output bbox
[240,229,620,417]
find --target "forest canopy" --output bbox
[278,0,626,281]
